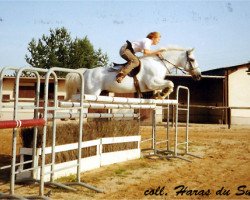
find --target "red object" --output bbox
[0,119,45,129]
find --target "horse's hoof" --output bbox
[153,93,164,100]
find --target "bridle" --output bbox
[186,51,199,71]
[158,51,197,74]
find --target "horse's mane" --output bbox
[140,46,189,59]
[160,45,188,52]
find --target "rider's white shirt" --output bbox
[132,38,152,53]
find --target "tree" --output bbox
[25,27,109,74]
[69,37,108,69]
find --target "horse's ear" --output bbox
[188,48,195,53]
[187,48,194,54]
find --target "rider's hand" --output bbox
[156,52,163,59]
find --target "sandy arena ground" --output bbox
[0,124,249,199]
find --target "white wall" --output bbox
[0,78,67,120]
[228,68,250,124]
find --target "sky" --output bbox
[0,0,250,72]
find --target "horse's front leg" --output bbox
[153,90,161,97]
[159,86,174,99]
[146,79,174,99]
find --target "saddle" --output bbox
[110,62,142,98]
[112,62,141,77]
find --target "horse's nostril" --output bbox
[193,74,201,81]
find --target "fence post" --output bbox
[227,107,231,129]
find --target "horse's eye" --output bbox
[189,58,195,62]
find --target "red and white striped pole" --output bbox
[0,119,45,129]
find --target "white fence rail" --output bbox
[17,136,141,182]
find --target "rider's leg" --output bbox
[116,49,139,83]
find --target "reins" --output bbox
[158,49,199,75]
[158,56,187,74]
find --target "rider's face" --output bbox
[152,35,161,45]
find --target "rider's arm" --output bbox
[143,49,164,57]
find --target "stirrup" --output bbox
[116,73,126,83]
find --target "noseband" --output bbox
[186,51,198,71]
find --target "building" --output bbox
[202,62,250,125]
[0,74,66,120]
[159,74,226,124]
[160,62,250,125]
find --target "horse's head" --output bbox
[183,48,201,81]
[160,47,201,81]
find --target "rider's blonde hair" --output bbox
[146,32,161,39]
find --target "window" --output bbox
[19,84,36,98]
[39,83,55,99]
[2,94,10,102]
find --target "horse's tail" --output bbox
[65,68,87,101]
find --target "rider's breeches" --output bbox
[119,48,140,75]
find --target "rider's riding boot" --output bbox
[116,72,126,83]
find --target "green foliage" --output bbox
[70,37,108,69]
[25,27,109,74]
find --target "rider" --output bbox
[116,31,164,83]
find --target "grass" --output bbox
[56,174,77,183]
[114,168,132,177]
